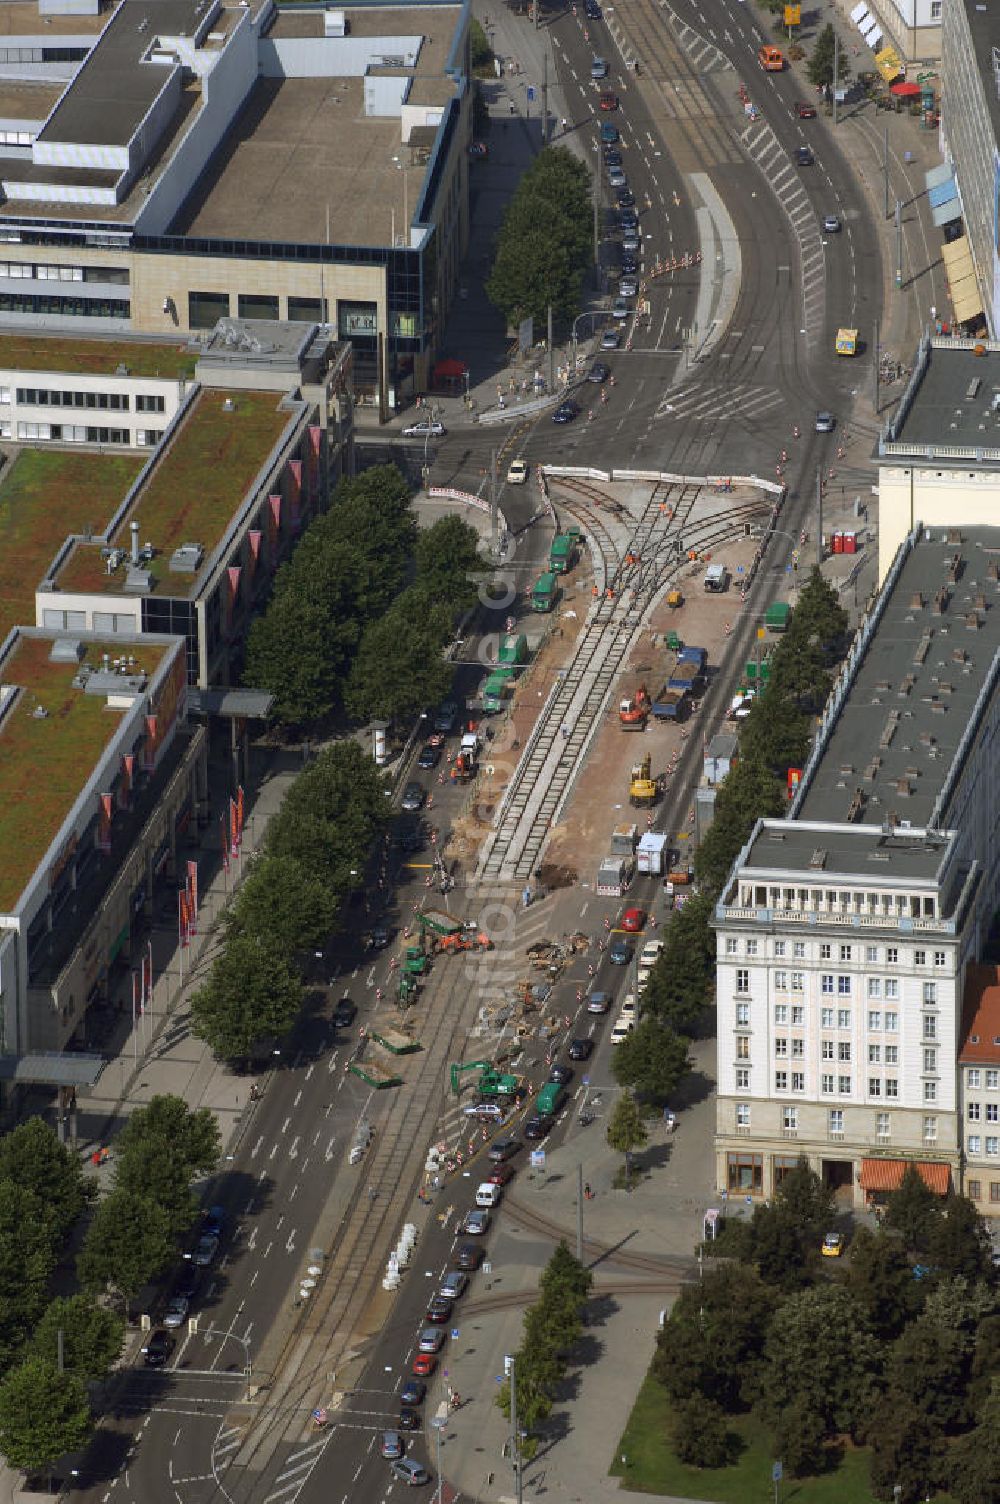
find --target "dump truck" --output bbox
[629,754,659,806]
[765,601,792,632]
[619,684,650,728]
[668,661,704,696]
[836,327,858,356]
[651,686,688,721]
[532,572,560,612]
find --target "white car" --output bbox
[610,1014,634,1045]
[402,419,445,438]
[506,458,528,485]
[640,939,663,967]
[620,992,638,1019]
[637,966,654,991]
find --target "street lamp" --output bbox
[571,310,604,378]
[430,1415,446,1504]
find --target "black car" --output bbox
[434,701,459,734]
[401,781,426,812]
[610,936,633,965]
[585,0,601,16]
[553,400,580,424]
[548,1063,575,1086]
[603,147,622,167]
[202,1205,226,1239]
[417,742,441,770]
[587,361,610,384]
[174,1263,201,1300]
[621,255,638,275]
[333,997,357,1029]
[426,1295,454,1325]
[524,1114,555,1141]
[455,1241,484,1270]
[619,208,638,230]
[400,1379,426,1407]
[568,1038,594,1061]
[142,1329,175,1368]
[616,188,635,208]
[399,1408,421,1431]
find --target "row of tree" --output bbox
[190,742,390,1062]
[0,1099,218,1474]
[496,1242,593,1456]
[487,147,594,330]
[243,465,481,733]
[654,1160,1000,1501]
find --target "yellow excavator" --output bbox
[629,753,659,807]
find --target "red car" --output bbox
[599,92,618,111]
[412,1353,437,1377]
[487,1162,516,1187]
[794,99,817,118]
[620,906,647,933]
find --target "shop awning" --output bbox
[926,161,954,190]
[891,79,921,96]
[952,278,984,325]
[875,44,903,82]
[860,16,879,39]
[859,1158,951,1195]
[850,0,870,20]
[867,27,883,48]
[942,234,976,284]
[433,357,468,380]
[929,179,959,212]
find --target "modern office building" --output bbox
[940,0,998,336]
[0,0,471,414]
[714,524,1000,1215]
[875,335,1000,580]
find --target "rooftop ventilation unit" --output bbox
[49,638,85,664]
[169,543,204,574]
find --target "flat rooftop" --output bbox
[54,387,292,599]
[742,821,952,884]
[796,525,1000,829]
[170,4,460,247]
[0,631,170,913]
[0,82,64,122]
[964,0,1000,153]
[0,1,106,37]
[0,331,198,379]
[880,338,1000,460]
[37,0,202,148]
[0,449,144,643]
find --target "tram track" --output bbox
[462,1275,690,1321]
[504,1194,698,1280]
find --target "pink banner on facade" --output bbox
[269,493,282,541]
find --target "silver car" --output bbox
[418,1326,445,1354]
[162,1295,189,1329]
[460,1209,491,1235]
[619,275,639,297]
[390,1460,430,1486]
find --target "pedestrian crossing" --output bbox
[259,1433,333,1504]
[655,378,784,424]
[656,0,730,74]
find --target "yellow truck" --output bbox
[835,327,858,356]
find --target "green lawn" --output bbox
[609,1374,952,1504]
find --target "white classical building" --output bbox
[714,523,1000,1214]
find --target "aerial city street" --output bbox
[0,0,998,1499]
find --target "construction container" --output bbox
[610,823,638,855]
[637,831,668,875]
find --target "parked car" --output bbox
[390,1460,430,1487]
[821,1232,844,1258]
[587,360,610,383]
[459,1209,491,1235]
[794,99,817,117]
[190,1233,219,1267]
[611,297,632,322]
[380,1431,405,1460]
[400,1379,426,1406]
[202,1205,226,1239]
[174,1263,201,1300]
[399,1407,421,1431]
[524,1114,554,1140]
[640,939,663,966]
[412,1353,437,1376]
[608,166,626,188]
[400,781,426,812]
[616,187,635,208]
[487,1161,516,1187]
[603,147,623,167]
[823,213,841,233]
[585,0,602,15]
[622,229,641,252]
[402,419,445,438]
[568,1037,594,1060]
[455,1241,484,1270]
[618,207,638,228]
[162,1295,189,1330]
[426,1295,454,1324]
[487,1136,522,1162]
[398,824,424,854]
[434,701,459,733]
[417,741,441,770]
[621,254,638,275]
[600,329,621,350]
[440,1271,468,1300]
[619,275,639,297]
[553,400,581,424]
[142,1329,175,1368]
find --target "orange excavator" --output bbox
[619,684,650,730]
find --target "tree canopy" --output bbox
[610,1016,691,1104]
[487,147,592,327]
[191,931,304,1064]
[0,1357,91,1474]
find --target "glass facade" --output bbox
[188,290,231,328]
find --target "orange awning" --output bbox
[859,1158,951,1195]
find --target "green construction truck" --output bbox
[549,533,577,574]
[482,666,515,713]
[532,572,560,613]
[499,632,528,666]
[450,1060,523,1097]
[765,601,793,633]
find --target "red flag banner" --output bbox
[187,859,198,933]
[146,939,153,1010]
[236,785,245,844]
[229,797,240,858]
[288,460,302,531]
[179,890,191,947]
[145,715,158,770]
[220,816,230,873]
[121,752,135,809]
[268,493,282,542]
[248,530,262,572]
[228,565,242,599]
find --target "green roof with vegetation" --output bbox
[0,634,169,913]
[0,333,198,380]
[56,389,291,598]
[0,450,144,642]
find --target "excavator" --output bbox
[629,753,659,807]
[449,1060,524,1098]
[619,684,650,730]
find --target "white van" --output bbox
[475,1181,501,1208]
[704,563,729,593]
[610,1014,635,1046]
